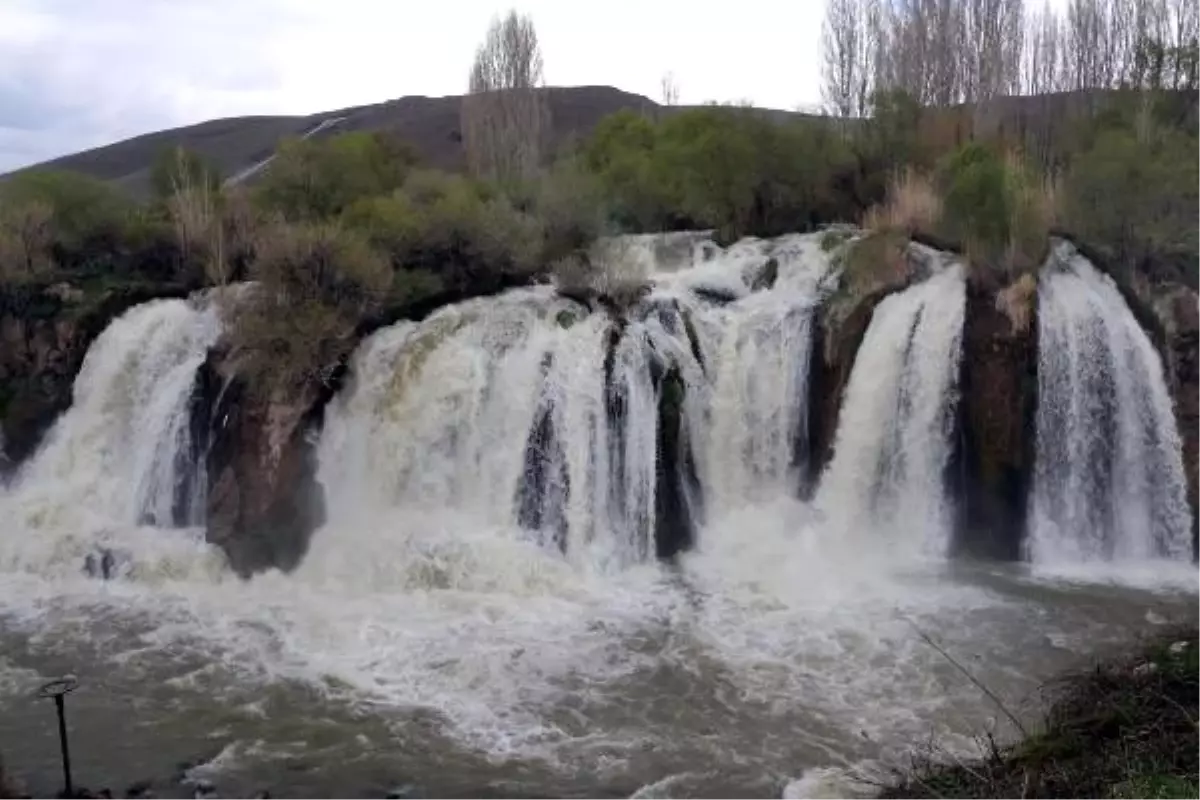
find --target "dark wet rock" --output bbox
[1147,283,1199,549]
[123,780,153,799]
[749,256,779,292]
[554,309,578,329]
[190,782,219,800]
[385,785,416,799]
[199,349,329,578]
[516,399,569,552]
[655,364,701,559]
[952,273,1038,560]
[692,285,740,305]
[82,547,132,581]
[679,307,706,375]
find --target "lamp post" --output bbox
[37,677,79,798]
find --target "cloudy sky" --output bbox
[0,0,825,172]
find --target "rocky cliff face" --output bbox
[1149,284,1199,546]
[954,273,1038,560]
[199,348,332,578]
[0,281,189,473]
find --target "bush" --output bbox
[150,146,222,203]
[937,143,1053,278]
[228,221,392,390]
[0,170,133,273]
[861,169,941,237]
[1061,124,1198,283]
[254,131,418,220]
[580,107,860,240]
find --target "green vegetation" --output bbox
[582,107,858,240]
[883,628,1199,799]
[0,78,1195,397]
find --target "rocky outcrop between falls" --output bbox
[0,280,191,472]
[655,363,701,558]
[199,347,330,577]
[1148,284,1199,544]
[955,272,1038,559]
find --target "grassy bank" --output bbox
[884,627,1199,799]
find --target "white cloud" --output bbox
[0,0,824,172]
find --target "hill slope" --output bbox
[7,86,669,196]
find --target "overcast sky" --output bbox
[0,0,825,172]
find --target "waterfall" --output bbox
[309,233,835,578]
[816,262,967,558]
[0,295,222,577]
[1028,243,1192,564]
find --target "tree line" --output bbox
[821,0,1199,118]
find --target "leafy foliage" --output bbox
[254,131,419,220]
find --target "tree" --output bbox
[822,0,869,117]
[661,71,680,106]
[254,131,417,220]
[461,10,551,189]
[150,146,221,203]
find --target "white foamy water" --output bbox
[0,295,224,582]
[816,261,966,558]
[1030,242,1193,564]
[0,234,1192,798]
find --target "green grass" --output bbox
[883,627,1199,799]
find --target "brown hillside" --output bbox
[8,86,666,196]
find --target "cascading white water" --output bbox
[671,235,836,513]
[311,233,836,580]
[816,260,967,558]
[1028,243,1192,564]
[0,296,222,578]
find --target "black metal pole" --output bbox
[54,693,73,798]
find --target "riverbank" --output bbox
[883,626,1199,799]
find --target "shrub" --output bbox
[0,170,133,273]
[228,221,391,390]
[937,143,1053,278]
[150,146,221,203]
[1061,125,1198,283]
[254,131,418,220]
[861,169,941,237]
[535,156,606,262]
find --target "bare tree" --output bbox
[1166,0,1198,88]
[461,10,550,187]
[0,200,53,278]
[822,0,868,116]
[1023,2,1063,94]
[661,71,680,106]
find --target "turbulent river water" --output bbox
[0,233,1194,798]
